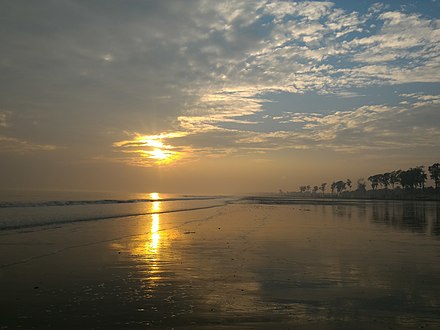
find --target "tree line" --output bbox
[298,163,440,197]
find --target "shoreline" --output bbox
[244,193,440,202]
[2,196,439,234]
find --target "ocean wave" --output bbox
[0,196,220,209]
[0,203,227,232]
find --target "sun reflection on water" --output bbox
[144,195,163,283]
[148,193,161,254]
[153,201,160,212]
[150,213,160,253]
[150,192,160,200]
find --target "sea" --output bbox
[0,189,232,231]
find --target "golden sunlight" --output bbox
[152,201,160,212]
[150,192,160,200]
[150,192,161,217]
[150,213,160,253]
[113,132,190,166]
[150,148,168,160]
[153,202,160,212]
[139,138,177,164]
[146,140,164,148]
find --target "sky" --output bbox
[1,0,439,194]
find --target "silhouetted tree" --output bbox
[399,167,427,190]
[296,162,438,199]
[428,163,440,189]
[415,166,427,189]
[319,183,327,195]
[335,180,347,194]
[368,174,381,190]
[399,169,414,189]
[379,172,390,189]
[389,170,401,189]
[330,182,336,194]
[346,179,352,191]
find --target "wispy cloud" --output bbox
[0,136,58,153]
[400,93,440,107]
[114,96,440,166]
[0,111,59,153]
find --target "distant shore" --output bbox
[244,191,440,204]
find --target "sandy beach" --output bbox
[1,200,440,329]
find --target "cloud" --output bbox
[114,95,440,167]
[0,110,60,153]
[1,1,440,169]
[3,1,439,103]
[400,93,440,107]
[0,136,58,153]
[0,112,7,127]
[265,1,334,21]
[0,113,59,153]
[283,102,440,153]
[344,10,440,83]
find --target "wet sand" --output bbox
[1,202,440,329]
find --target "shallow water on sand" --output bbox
[1,200,440,329]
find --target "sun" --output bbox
[113,133,184,165]
[147,147,181,165]
[151,148,168,160]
